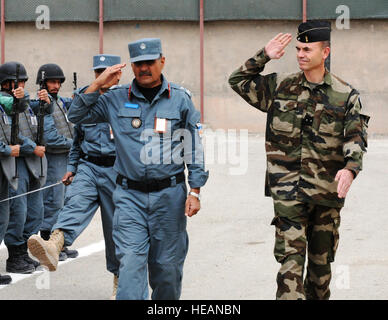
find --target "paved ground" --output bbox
[0,134,387,300]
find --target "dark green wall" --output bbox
[2,0,387,22]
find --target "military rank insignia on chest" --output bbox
[132,118,142,129]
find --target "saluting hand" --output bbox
[264,33,292,60]
[86,63,126,93]
[335,169,354,198]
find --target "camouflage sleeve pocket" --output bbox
[271,99,297,133]
[318,106,345,136]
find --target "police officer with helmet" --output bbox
[0,62,30,283]
[30,63,78,261]
[0,62,47,274]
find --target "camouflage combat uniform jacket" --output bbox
[229,48,369,208]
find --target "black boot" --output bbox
[6,245,35,274]
[62,247,78,259]
[20,242,40,269]
[0,274,12,285]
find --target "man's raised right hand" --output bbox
[86,63,126,94]
[264,33,292,60]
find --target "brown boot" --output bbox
[27,229,64,272]
[110,275,118,300]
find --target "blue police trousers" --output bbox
[0,169,10,243]
[41,152,68,232]
[113,180,189,300]
[5,158,43,246]
[52,160,120,274]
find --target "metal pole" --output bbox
[199,0,204,123]
[302,0,307,22]
[1,0,5,64]
[99,0,104,54]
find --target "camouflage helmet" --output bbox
[36,63,65,84]
[0,62,28,84]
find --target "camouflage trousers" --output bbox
[271,199,341,300]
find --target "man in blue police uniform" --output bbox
[30,64,78,261]
[67,38,209,300]
[0,66,28,283]
[28,54,121,299]
[0,62,47,274]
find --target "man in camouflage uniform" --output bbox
[228,21,369,300]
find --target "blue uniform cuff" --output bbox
[2,145,12,156]
[66,165,77,174]
[188,170,209,189]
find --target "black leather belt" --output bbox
[116,172,185,193]
[80,152,116,167]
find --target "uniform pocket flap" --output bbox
[118,108,141,118]
[156,109,180,120]
[276,93,298,101]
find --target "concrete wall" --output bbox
[4,19,387,134]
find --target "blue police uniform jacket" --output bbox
[68,75,208,189]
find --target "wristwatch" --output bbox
[189,191,201,201]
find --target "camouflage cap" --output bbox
[128,38,162,63]
[92,54,121,70]
[297,20,331,43]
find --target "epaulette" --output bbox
[170,83,192,98]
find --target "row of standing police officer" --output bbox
[0,55,119,285]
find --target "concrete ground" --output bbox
[0,134,387,300]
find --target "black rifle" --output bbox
[10,64,21,178]
[37,70,46,177]
[73,72,77,91]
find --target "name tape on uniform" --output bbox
[124,103,139,109]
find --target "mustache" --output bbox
[139,71,152,76]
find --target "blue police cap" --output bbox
[92,54,121,70]
[128,38,162,63]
